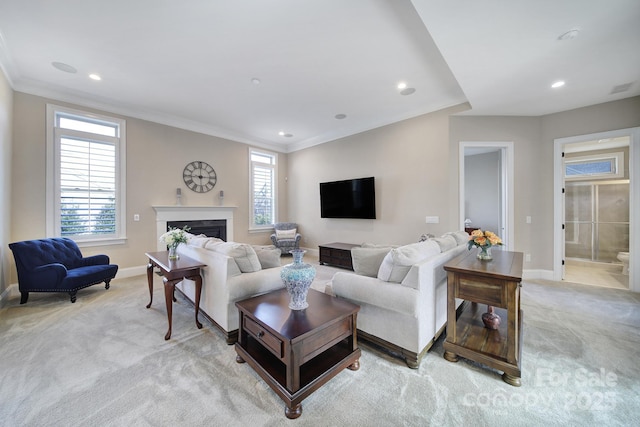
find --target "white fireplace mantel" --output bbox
[153,205,236,251]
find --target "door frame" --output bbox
[554,127,640,292]
[459,141,514,250]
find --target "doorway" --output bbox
[459,141,514,250]
[554,128,639,292]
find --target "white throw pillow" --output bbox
[252,245,282,269]
[275,228,297,240]
[432,235,457,252]
[351,247,392,277]
[189,235,223,248]
[210,242,262,273]
[445,230,471,245]
[377,240,441,283]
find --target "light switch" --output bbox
[526,216,532,224]
[134,214,140,221]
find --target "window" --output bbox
[250,149,277,229]
[564,152,624,181]
[47,105,126,244]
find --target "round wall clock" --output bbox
[183,161,217,193]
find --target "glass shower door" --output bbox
[565,180,629,262]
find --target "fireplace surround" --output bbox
[153,206,235,251]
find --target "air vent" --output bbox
[610,82,634,94]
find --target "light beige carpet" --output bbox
[1,268,639,426]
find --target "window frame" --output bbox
[564,151,625,181]
[46,104,127,246]
[249,148,277,231]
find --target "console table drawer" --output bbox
[457,275,506,307]
[243,315,283,358]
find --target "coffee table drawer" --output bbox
[244,315,283,358]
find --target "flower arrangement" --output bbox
[468,229,502,260]
[160,226,190,258]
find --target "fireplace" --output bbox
[167,219,226,241]
[153,206,236,251]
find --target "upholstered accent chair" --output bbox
[270,222,301,255]
[9,238,119,304]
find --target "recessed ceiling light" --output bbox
[51,61,77,73]
[278,131,285,136]
[251,78,261,85]
[335,114,347,120]
[397,82,407,90]
[89,73,102,81]
[400,87,416,95]
[551,81,565,89]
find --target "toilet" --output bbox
[617,252,630,275]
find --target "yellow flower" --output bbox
[474,236,487,246]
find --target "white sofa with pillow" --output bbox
[330,231,469,368]
[175,233,284,343]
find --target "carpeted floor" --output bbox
[1,264,639,426]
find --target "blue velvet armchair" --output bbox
[9,238,118,304]
[270,222,301,255]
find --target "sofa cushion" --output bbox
[445,230,471,245]
[276,228,297,240]
[188,234,224,248]
[351,247,392,277]
[209,242,262,273]
[252,245,282,269]
[432,235,457,252]
[377,240,441,283]
[361,242,399,249]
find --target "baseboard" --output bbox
[523,269,554,280]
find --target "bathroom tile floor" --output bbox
[564,259,629,290]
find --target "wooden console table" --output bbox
[235,288,361,419]
[443,250,524,386]
[145,251,206,340]
[319,242,359,270]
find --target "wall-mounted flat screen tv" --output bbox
[320,177,376,219]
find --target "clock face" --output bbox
[183,161,217,193]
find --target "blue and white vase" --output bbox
[281,249,316,310]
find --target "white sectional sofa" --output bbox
[175,234,284,343]
[330,231,469,368]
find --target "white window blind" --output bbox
[47,104,126,244]
[250,149,276,228]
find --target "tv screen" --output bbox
[320,177,376,219]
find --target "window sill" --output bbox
[74,237,127,248]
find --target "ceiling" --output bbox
[0,0,638,153]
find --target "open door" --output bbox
[459,141,514,250]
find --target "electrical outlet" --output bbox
[526,216,532,224]
[425,216,439,224]
[525,253,531,262]
[134,214,140,221]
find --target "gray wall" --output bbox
[0,68,13,295]
[8,92,289,282]
[464,151,501,233]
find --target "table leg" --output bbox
[146,261,154,308]
[163,278,175,340]
[285,403,302,419]
[193,273,203,329]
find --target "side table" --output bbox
[235,288,361,419]
[145,251,206,340]
[443,250,524,386]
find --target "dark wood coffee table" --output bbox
[235,288,361,419]
[145,251,206,340]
